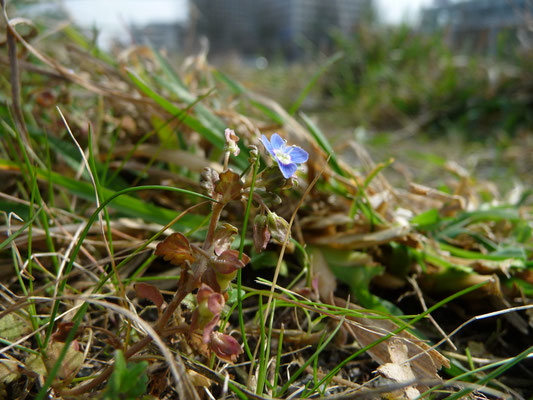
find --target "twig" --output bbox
[407,276,457,351]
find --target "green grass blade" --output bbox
[300,112,344,176]
[0,159,211,231]
[126,69,224,147]
[288,52,343,115]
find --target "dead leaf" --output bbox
[377,340,420,399]
[187,369,212,387]
[309,247,448,389]
[0,313,32,341]
[0,359,20,384]
[27,341,84,380]
[309,247,338,301]
[334,297,449,391]
[155,233,195,266]
[308,225,410,249]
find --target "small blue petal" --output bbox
[261,135,275,157]
[270,133,286,150]
[287,146,309,164]
[278,162,298,179]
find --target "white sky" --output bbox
[377,0,435,23]
[63,0,188,26]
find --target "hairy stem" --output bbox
[203,201,225,250]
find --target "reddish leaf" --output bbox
[215,170,243,203]
[134,282,165,311]
[155,232,195,266]
[52,322,82,343]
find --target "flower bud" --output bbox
[209,332,243,363]
[267,211,290,244]
[210,249,250,291]
[253,214,270,252]
[201,168,219,197]
[190,284,225,343]
[258,165,292,192]
[224,128,240,156]
[248,145,259,164]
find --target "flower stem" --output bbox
[238,158,259,362]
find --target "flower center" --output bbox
[274,149,291,164]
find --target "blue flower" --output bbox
[261,133,309,179]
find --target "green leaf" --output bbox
[411,208,440,228]
[0,159,208,233]
[0,313,32,341]
[213,69,246,95]
[102,351,148,400]
[249,100,285,124]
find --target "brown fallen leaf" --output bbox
[310,247,448,391]
[27,341,84,380]
[307,225,410,249]
[377,339,420,399]
[334,297,449,391]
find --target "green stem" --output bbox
[238,158,259,362]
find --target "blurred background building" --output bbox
[190,0,373,59]
[131,22,187,54]
[422,0,533,53]
[14,0,533,58]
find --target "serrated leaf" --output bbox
[155,232,195,266]
[211,249,250,274]
[215,170,243,203]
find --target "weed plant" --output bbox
[0,7,532,400]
